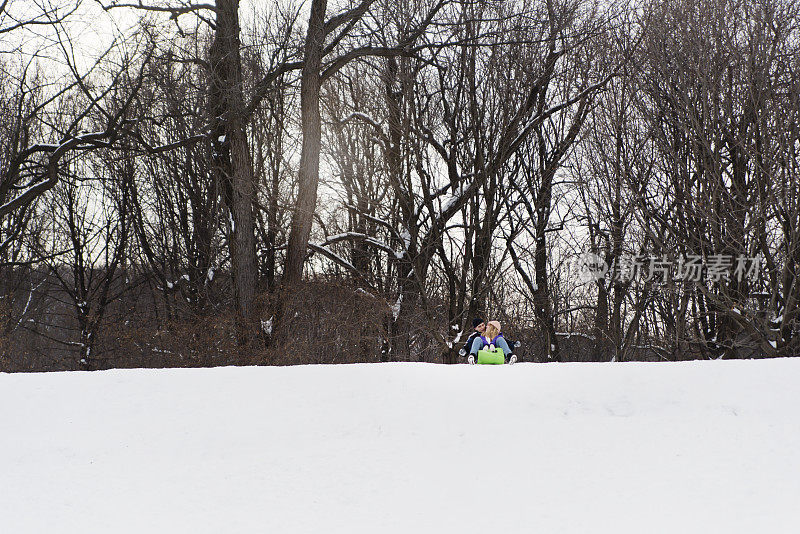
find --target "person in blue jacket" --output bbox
[468,320,516,364]
[461,317,486,358]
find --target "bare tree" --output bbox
[283,0,450,285]
[32,140,133,369]
[632,0,800,358]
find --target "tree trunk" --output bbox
[285,0,327,285]
[209,0,258,340]
[593,278,609,361]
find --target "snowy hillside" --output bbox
[2,360,799,533]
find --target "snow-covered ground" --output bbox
[2,359,799,533]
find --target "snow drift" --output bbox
[2,359,799,533]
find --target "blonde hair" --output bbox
[484,322,500,341]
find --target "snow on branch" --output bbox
[0,126,121,218]
[323,0,375,37]
[436,178,479,224]
[320,231,397,257]
[96,1,218,19]
[308,243,364,278]
[556,332,596,341]
[506,73,617,159]
[2,115,208,219]
[339,112,386,139]
[342,204,407,253]
[129,131,207,155]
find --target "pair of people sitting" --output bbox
[462,317,516,364]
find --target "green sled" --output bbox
[477,347,505,365]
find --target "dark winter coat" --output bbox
[462,331,481,354]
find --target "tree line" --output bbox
[1,0,798,371]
